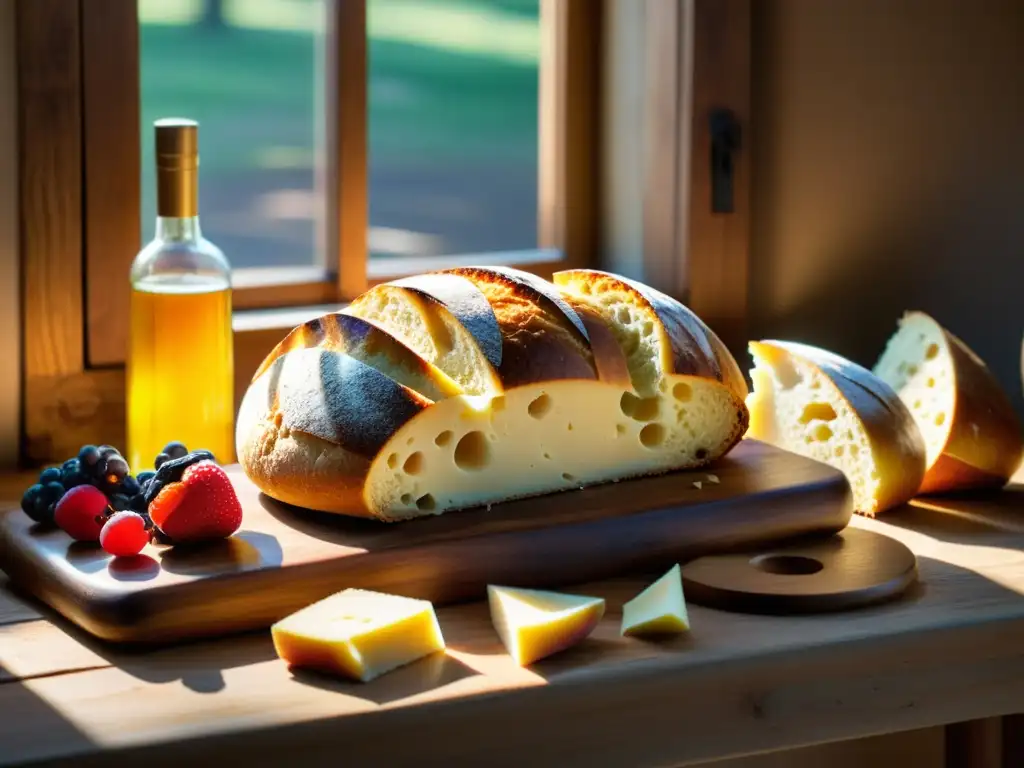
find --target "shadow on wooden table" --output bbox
[885,483,1024,540]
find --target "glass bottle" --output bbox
[126,118,235,472]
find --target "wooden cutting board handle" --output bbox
[681,527,918,614]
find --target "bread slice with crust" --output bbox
[236,347,432,518]
[252,312,463,402]
[873,311,1024,493]
[552,269,748,401]
[343,273,504,396]
[745,340,926,516]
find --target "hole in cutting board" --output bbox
[751,554,824,576]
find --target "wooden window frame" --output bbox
[15,0,749,466]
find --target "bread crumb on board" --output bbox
[705,474,719,484]
[692,481,703,489]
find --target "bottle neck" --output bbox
[154,215,202,243]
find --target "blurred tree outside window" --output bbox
[139,0,541,271]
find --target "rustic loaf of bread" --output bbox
[236,267,750,521]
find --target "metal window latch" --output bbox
[710,108,741,214]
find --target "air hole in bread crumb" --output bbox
[620,392,660,421]
[696,447,709,460]
[400,493,413,505]
[416,494,436,511]
[907,364,919,376]
[528,393,552,419]
[562,472,576,482]
[814,424,834,442]
[925,343,939,360]
[403,452,423,475]
[850,444,860,457]
[773,356,803,389]
[616,307,630,324]
[834,446,845,457]
[434,430,453,447]
[387,453,398,469]
[913,399,922,409]
[799,402,837,424]
[672,382,692,402]
[935,412,946,426]
[927,377,935,388]
[454,431,490,471]
[641,321,654,336]
[639,423,666,448]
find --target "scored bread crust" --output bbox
[553,269,749,401]
[236,348,431,518]
[747,340,926,515]
[442,266,598,388]
[875,311,1024,493]
[251,312,463,401]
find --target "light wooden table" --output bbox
[0,469,1022,768]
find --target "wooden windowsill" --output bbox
[0,467,1022,766]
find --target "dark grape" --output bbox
[162,441,188,461]
[39,466,61,484]
[62,458,79,471]
[42,481,66,503]
[108,493,131,512]
[78,445,102,468]
[122,475,141,496]
[21,484,42,517]
[136,470,156,487]
[129,493,149,512]
[139,512,154,531]
[105,455,130,483]
[90,457,108,480]
[154,453,171,470]
[98,445,120,459]
[61,470,91,491]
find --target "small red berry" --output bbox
[54,485,109,542]
[99,511,150,557]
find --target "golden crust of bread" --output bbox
[443,266,598,388]
[552,269,748,401]
[917,313,1023,492]
[251,312,463,401]
[751,340,926,515]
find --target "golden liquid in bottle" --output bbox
[127,274,235,472]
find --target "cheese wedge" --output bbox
[621,564,689,637]
[487,585,605,666]
[271,588,445,682]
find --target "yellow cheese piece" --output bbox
[271,588,445,682]
[621,564,690,637]
[487,585,605,666]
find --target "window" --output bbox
[16,0,750,464]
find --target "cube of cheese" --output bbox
[271,588,445,682]
[487,585,605,666]
[621,564,690,637]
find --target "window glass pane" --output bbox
[138,0,325,271]
[367,0,540,265]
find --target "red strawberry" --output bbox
[148,461,242,542]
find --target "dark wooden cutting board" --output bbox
[0,439,852,645]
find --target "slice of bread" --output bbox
[873,311,1024,493]
[343,273,504,396]
[252,312,463,402]
[745,340,926,516]
[236,347,432,518]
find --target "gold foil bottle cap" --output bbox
[155,117,199,171]
[154,118,199,217]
